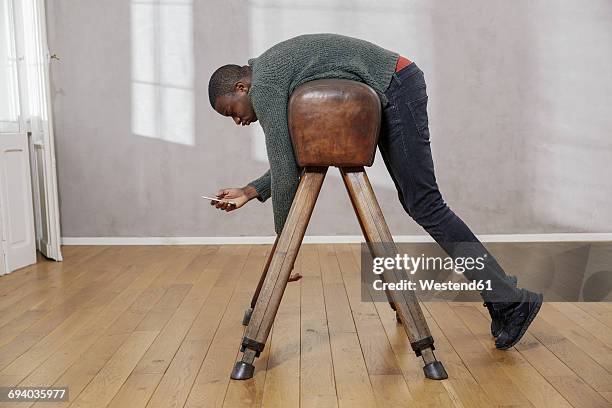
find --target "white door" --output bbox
[0,133,36,274]
[2,0,62,261]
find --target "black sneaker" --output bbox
[483,275,518,337]
[494,289,543,350]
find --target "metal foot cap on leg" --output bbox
[242,308,253,326]
[423,361,448,380]
[230,361,255,380]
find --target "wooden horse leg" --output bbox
[231,167,327,380]
[340,167,447,380]
[242,235,279,325]
[343,174,398,315]
[243,235,301,326]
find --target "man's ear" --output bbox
[234,81,248,94]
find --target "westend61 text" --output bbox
[373,279,492,292]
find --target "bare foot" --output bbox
[288,273,303,282]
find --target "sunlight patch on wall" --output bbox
[131,0,194,146]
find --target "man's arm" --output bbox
[247,169,271,202]
[251,84,302,235]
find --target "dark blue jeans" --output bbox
[380,62,521,303]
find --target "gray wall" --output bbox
[46,0,612,238]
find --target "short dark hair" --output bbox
[208,64,248,109]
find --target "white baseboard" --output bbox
[61,233,612,245]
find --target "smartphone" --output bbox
[201,195,236,207]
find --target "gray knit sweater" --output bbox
[246,33,399,234]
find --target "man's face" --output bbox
[214,83,258,126]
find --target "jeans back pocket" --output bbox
[408,95,429,134]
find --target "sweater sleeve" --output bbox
[250,84,302,235]
[247,169,271,202]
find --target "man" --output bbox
[208,33,542,349]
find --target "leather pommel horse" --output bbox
[231,79,448,381]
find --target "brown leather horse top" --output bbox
[288,79,381,167]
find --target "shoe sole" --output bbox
[496,293,543,350]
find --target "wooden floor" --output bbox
[0,244,611,408]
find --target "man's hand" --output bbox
[212,185,259,212]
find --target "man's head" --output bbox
[208,64,257,126]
